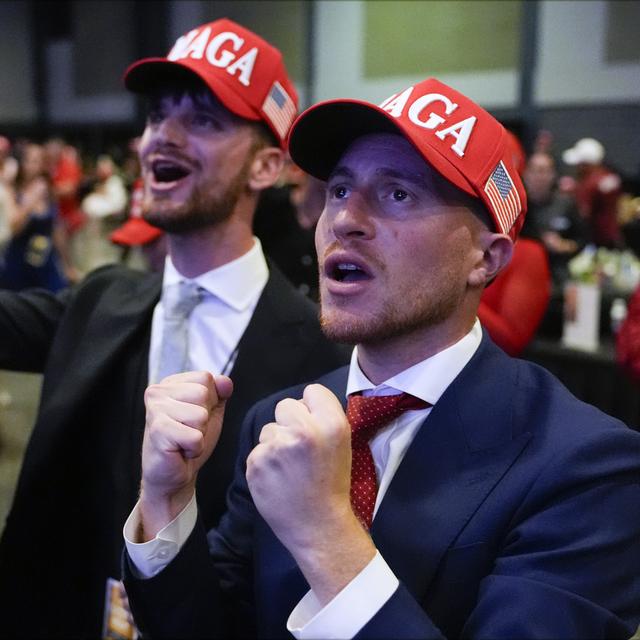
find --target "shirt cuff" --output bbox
[287,551,399,640]
[123,493,198,579]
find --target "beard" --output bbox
[141,159,251,234]
[318,269,464,346]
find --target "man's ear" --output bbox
[468,233,514,287]
[248,147,284,192]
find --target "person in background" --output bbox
[44,137,84,282]
[123,76,640,639]
[110,175,167,273]
[0,142,70,292]
[81,154,128,221]
[121,136,143,193]
[477,230,551,356]
[523,151,587,286]
[0,19,348,639]
[0,137,17,252]
[0,135,19,185]
[253,158,321,300]
[616,202,640,384]
[477,138,552,356]
[0,184,11,252]
[617,285,640,384]
[79,154,129,273]
[283,155,326,232]
[562,137,623,249]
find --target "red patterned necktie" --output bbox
[346,392,431,529]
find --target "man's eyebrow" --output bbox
[327,166,354,182]
[327,166,427,185]
[374,167,427,188]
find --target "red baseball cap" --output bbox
[110,217,163,247]
[110,178,163,247]
[288,78,527,240]
[123,18,298,148]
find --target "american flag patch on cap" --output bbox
[262,81,297,140]
[484,161,521,233]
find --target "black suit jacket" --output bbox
[0,263,349,639]
[124,334,640,639]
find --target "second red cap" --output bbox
[288,78,527,240]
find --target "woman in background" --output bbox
[0,143,70,292]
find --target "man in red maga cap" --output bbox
[0,19,348,639]
[123,79,640,638]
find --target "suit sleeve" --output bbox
[0,287,71,371]
[357,426,640,639]
[123,401,265,639]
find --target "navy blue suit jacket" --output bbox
[125,333,640,639]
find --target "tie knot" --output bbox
[164,281,203,320]
[346,392,430,443]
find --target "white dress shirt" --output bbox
[148,238,269,383]
[125,320,483,639]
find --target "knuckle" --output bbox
[190,429,204,450]
[275,397,293,412]
[303,383,322,399]
[193,384,210,407]
[144,383,162,403]
[193,405,209,425]
[274,399,292,422]
[290,426,313,450]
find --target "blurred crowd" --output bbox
[477,129,640,365]
[1,128,639,365]
[0,133,324,297]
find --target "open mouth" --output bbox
[151,159,191,183]
[327,260,371,283]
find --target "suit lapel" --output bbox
[226,266,314,419]
[371,337,531,601]
[61,271,160,392]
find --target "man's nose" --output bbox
[150,116,187,148]
[331,194,375,241]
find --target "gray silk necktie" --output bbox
[154,280,203,383]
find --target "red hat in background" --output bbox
[110,178,163,247]
[123,18,298,148]
[288,77,527,240]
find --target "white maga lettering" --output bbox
[408,93,458,130]
[226,47,257,86]
[206,32,244,67]
[380,87,414,117]
[166,29,257,86]
[168,29,201,61]
[379,88,478,158]
[435,116,477,157]
[176,27,212,60]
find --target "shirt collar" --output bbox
[346,320,483,405]
[162,238,269,311]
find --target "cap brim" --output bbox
[110,218,163,246]
[123,58,260,123]
[288,100,477,198]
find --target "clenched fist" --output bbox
[246,383,375,604]
[138,371,233,539]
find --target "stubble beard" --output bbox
[142,161,251,234]
[319,272,464,347]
